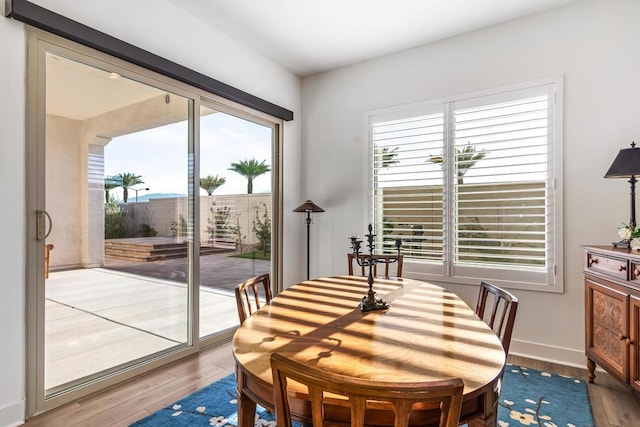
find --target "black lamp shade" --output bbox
[293,200,324,213]
[605,144,640,178]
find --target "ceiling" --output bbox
[46,53,164,120]
[46,0,584,121]
[174,0,583,77]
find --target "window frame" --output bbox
[367,77,563,293]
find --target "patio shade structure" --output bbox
[293,200,324,280]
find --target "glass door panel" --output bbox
[198,105,273,338]
[44,52,192,395]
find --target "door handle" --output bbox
[36,210,53,240]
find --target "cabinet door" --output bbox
[585,276,629,383]
[630,295,640,392]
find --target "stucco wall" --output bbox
[46,115,83,268]
[116,194,273,249]
[300,0,640,367]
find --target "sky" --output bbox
[104,111,272,201]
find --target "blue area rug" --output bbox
[130,363,594,426]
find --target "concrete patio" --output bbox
[45,253,270,391]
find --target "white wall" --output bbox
[0,0,302,424]
[300,0,640,367]
[0,3,27,425]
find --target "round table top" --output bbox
[232,275,506,395]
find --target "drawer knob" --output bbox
[618,334,633,345]
[619,265,627,272]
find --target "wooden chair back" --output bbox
[234,273,272,325]
[347,253,404,279]
[271,352,463,427]
[45,243,54,279]
[475,281,519,355]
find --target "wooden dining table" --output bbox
[232,276,506,427]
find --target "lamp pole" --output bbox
[304,210,319,280]
[630,175,637,231]
[293,200,324,281]
[131,187,150,202]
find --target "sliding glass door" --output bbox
[27,30,282,416]
[41,50,194,398]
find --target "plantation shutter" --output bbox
[451,87,552,270]
[371,110,445,261]
[370,80,559,287]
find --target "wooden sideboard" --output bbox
[584,245,640,392]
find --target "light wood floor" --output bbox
[22,340,236,427]
[21,342,640,427]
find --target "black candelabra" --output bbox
[349,223,402,312]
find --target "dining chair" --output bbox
[475,281,519,355]
[234,273,272,325]
[347,253,404,279]
[270,352,464,427]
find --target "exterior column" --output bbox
[85,136,111,267]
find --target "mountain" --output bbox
[135,193,185,202]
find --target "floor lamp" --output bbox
[293,200,324,280]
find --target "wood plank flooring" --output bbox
[22,341,236,427]
[21,343,640,427]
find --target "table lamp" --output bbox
[605,141,640,248]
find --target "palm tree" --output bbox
[114,172,144,202]
[228,159,270,194]
[428,142,487,185]
[104,175,121,203]
[200,174,226,195]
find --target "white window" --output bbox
[369,78,563,291]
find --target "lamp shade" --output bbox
[293,200,324,213]
[605,143,640,178]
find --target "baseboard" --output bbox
[0,399,25,427]
[510,339,590,370]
